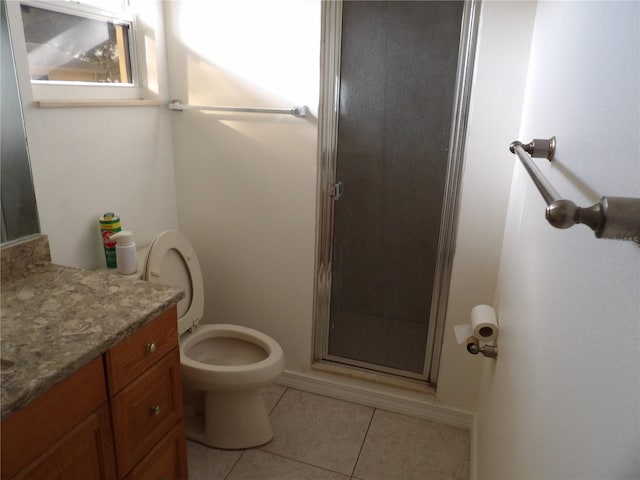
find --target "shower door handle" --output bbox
[330,181,344,200]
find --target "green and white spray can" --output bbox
[99,212,121,268]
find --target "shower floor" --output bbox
[328,310,429,375]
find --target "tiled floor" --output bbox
[187,385,470,480]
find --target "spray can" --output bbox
[99,212,121,268]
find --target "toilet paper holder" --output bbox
[454,305,499,359]
[465,337,498,359]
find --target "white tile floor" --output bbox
[187,385,470,480]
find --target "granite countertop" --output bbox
[0,235,184,420]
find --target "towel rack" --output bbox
[509,137,640,241]
[168,100,308,117]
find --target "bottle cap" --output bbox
[110,230,134,246]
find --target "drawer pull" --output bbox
[150,405,161,416]
[146,343,157,353]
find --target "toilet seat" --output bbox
[145,230,204,335]
[180,324,284,391]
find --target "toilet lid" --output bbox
[145,230,205,335]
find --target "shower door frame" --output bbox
[313,0,480,384]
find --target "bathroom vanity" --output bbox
[0,235,188,479]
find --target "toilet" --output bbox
[140,230,285,449]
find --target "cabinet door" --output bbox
[1,357,108,479]
[14,405,116,480]
[125,421,188,480]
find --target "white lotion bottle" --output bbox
[110,230,138,275]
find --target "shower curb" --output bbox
[278,370,474,430]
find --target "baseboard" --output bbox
[278,369,473,430]
[470,413,478,479]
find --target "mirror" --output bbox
[1,0,40,242]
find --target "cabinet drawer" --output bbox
[106,306,178,395]
[124,421,188,480]
[111,348,183,477]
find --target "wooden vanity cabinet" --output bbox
[1,306,188,480]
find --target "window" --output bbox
[20,2,134,85]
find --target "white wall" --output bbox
[476,2,640,478]
[163,0,321,373]
[7,1,178,269]
[436,0,536,409]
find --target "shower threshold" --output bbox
[311,360,435,395]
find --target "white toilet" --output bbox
[140,230,285,449]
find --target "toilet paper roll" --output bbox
[470,304,498,341]
[453,304,499,344]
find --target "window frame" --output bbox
[12,0,142,101]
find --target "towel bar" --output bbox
[509,137,640,241]
[168,101,308,117]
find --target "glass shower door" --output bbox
[319,0,472,381]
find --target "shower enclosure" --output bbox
[314,0,478,383]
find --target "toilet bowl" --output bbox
[141,230,285,449]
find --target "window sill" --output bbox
[34,99,165,109]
